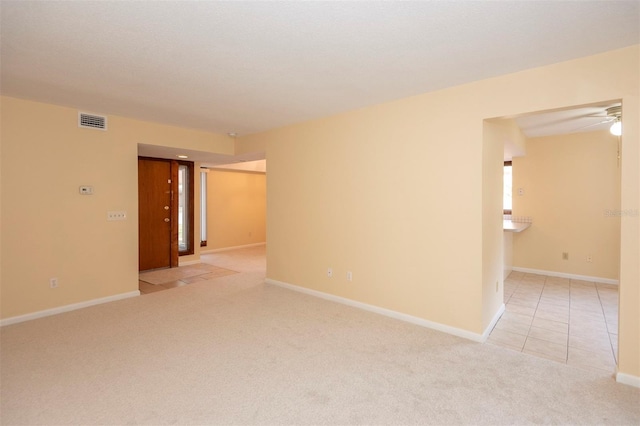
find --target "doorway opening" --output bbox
[488,101,622,374]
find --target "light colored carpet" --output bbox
[1,248,639,424]
[139,263,238,285]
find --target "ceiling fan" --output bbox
[578,105,622,135]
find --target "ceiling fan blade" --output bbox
[572,119,614,131]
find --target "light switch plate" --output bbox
[107,211,127,221]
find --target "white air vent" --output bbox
[78,112,107,130]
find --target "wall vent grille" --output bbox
[78,112,107,130]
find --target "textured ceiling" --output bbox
[1,1,638,137]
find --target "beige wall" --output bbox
[239,45,639,377]
[205,169,266,250]
[482,119,516,329]
[0,97,231,318]
[504,232,513,277]
[512,130,621,280]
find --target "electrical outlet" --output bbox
[587,254,593,263]
[562,252,569,260]
[79,185,93,195]
[50,278,58,289]
[347,271,353,281]
[327,268,333,278]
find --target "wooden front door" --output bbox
[138,158,178,271]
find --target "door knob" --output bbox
[164,206,169,210]
[164,218,170,222]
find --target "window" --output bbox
[177,162,194,255]
[503,161,512,214]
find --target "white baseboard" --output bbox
[616,372,640,388]
[511,267,619,285]
[0,290,140,327]
[265,278,485,343]
[482,303,506,341]
[201,242,266,254]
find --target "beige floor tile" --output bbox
[487,329,527,351]
[570,279,596,288]
[508,296,539,309]
[570,286,598,294]
[522,273,546,281]
[569,317,608,333]
[202,268,238,278]
[512,290,542,299]
[139,281,167,294]
[545,277,571,286]
[521,282,545,288]
[597,295,618,304]
[598,289,619,302]
[570,304,604,314]
[569,326,609,341]
[569,301,602,313]
[570,295,600,303]
[507,271,525,279]
[523,337,567,361]
[494,318,531,336]
[601,299,618,308]
[536,303,569,316]
[568,334,612,353]
[547,287,571,294]
[527,326,568,345]
[610,334,619,362]
[531,317,569,334]
[501,311,534,325]
[534,309,569,324]
[181,275,211,284]
[567,346,615,372]
[596,283,618,291]
[522,347,567,363]
[505,303,536,317]
[161,280,189,289]
[503,290,516,299]
[569,309,605,323]
[540,293,570,303]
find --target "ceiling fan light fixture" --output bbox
[610,120,622,136]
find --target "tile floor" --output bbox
[139,262,238,294]
[488,271,618,374]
